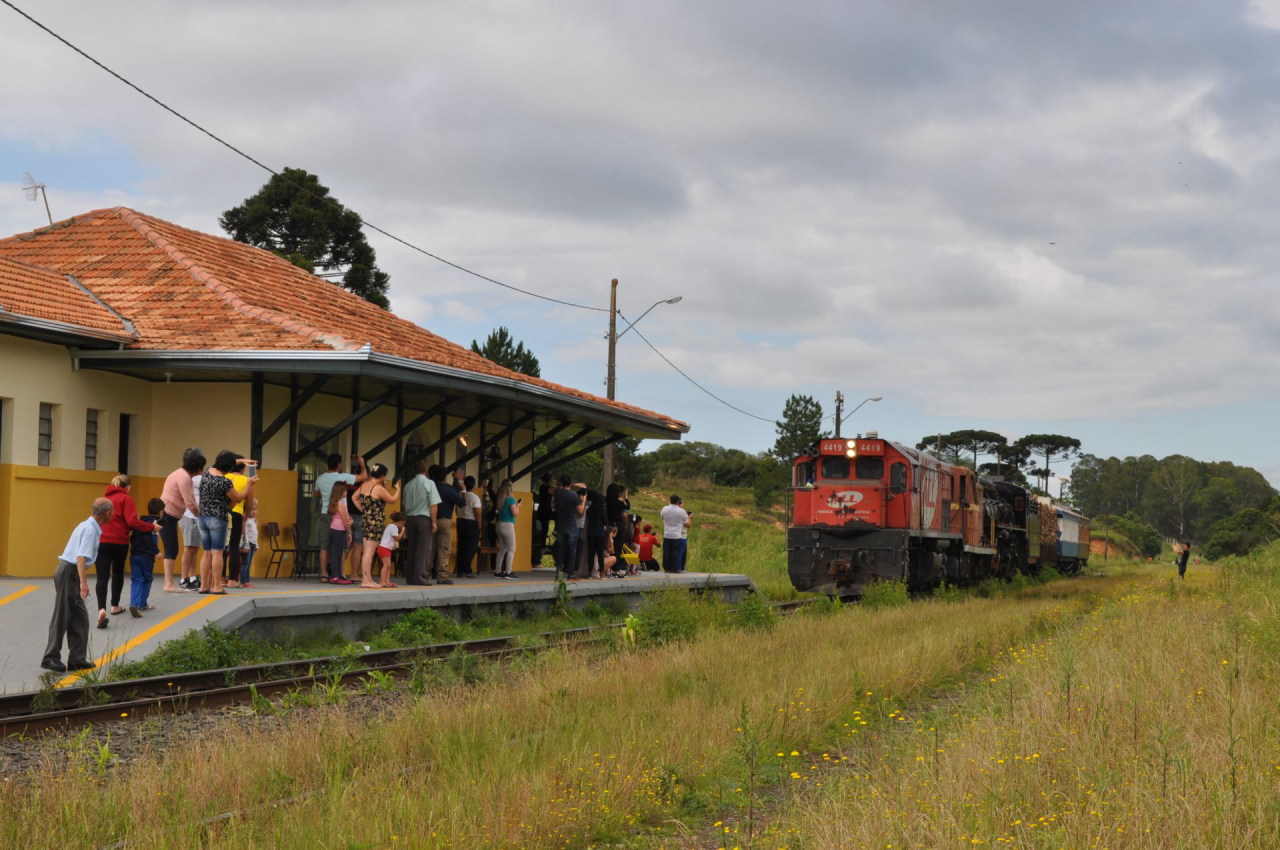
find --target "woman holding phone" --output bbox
[355,464,400,589]
[493,478,520,580]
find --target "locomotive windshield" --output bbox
[855,457,885,480]
[820,456,850,479]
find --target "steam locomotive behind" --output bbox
[787,433,1089,596]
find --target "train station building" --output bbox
[0,207,688,577]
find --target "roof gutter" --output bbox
[0,312,136,347]
[70,348,689,438]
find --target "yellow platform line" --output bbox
[58,595,221,688]
[0,584,39,609]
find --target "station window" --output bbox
[38,403,55,467]
[820,456,850,479]
[85,409,100,470]
[854,456,884,480]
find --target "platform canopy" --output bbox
[0,207,687,477]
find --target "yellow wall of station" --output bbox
[0,335,542,576]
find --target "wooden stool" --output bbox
[478,545,499,574]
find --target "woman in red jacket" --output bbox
[98,475,156,628]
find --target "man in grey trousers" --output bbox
[42,497,113,673]
[401,459,440,586]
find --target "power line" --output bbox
[617,310,774,423]
[0,0,608,313]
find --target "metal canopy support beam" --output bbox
[259,374,329,448]
[250,371,264,463]
[404,407,493,472]
[394,393,404,473]
[350,376,362,457]
[361,396,456,460]
[455,412,536,469]
[510,425,594,482]
[287,375,299,472]
[502,420,572,473]
[531,434,625,480]
[290,387,398,466]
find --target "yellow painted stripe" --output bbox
[58,595,221,688]
[0,584,38,608]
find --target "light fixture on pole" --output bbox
[834,395,882,437]
[603,283,682,486]
[22,173,52,226]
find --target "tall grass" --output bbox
[773,549,1280,848]
[0,571,1137,848]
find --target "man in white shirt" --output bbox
[659,494,691,574]
[42,498,113,673]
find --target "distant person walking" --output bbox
[660,495,691,573]
[1178,540,1191,579]
[97,474,155,628]
[42,498,113,673]
[159,448,204,593]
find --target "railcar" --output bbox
[787,433,1088,595]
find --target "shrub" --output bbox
[933,581,964,603]
[734,591,778,632]
[1097,512,1162,558]
[1203,508,1278,561]
[634,587,724,646]
[380,607,464,647]
[804,594,845,617]
[109,625,276,680]
[861,578,909,609]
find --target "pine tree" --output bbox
[771,394,828,460]
[470,327,541,377]
[220,167,391,309]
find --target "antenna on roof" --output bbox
[21,173,53,226]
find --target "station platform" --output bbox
[0,569,753,694]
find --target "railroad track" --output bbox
[2,599,812,738]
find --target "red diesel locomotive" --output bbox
[787,432,1081,595]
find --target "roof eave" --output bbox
[70,348,689,439]
[0,313,135,348]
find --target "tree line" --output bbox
[1069,453,1278,560]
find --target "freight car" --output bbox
[787,433,1088,596]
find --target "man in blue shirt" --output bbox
[42,498,114,673]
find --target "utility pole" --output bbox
[833,391,844,438]
[602,278,619,487]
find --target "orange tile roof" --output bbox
[0,208,685,430]
[0,255,133,339]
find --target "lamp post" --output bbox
[603,282,682,485]
[834,395,882,437]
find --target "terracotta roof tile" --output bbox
[0,255,132,338]
[0,208,685,430]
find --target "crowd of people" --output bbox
[40,447,696,672]
[536,475,694,580]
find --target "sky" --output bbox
[3,1,1280,485]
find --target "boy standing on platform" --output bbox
[129,498,165,617]
[42,497,113,673]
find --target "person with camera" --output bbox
[660,494,691,573]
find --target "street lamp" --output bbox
[833,394,883,438]
[604,280,682,485]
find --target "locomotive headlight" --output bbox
[845,448,857,458]
[846,440,855,449]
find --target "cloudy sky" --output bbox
[4,1,1280,483]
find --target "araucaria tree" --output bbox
[772,394,828,460]
[1015,434,1082,491]
[220,168,391,309]
[471,327,541,377]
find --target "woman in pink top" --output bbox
[158,448,204,593]
[327,482,354,584]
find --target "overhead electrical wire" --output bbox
[6,0,777,425]
[0,0,608,313]
[617,311,774,423]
